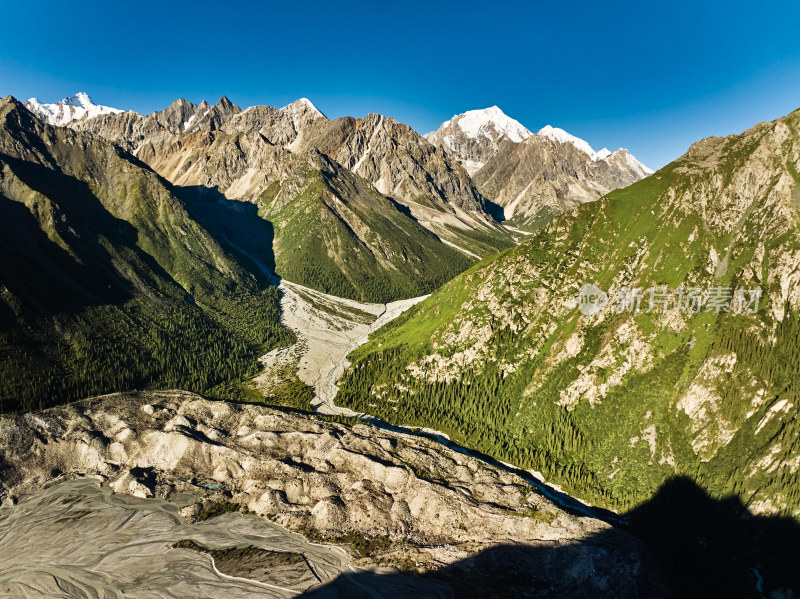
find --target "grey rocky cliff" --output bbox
[293,113,513,253]
[474,135,648,228]
[72,96,243,153]
[301,113,488,214]
[426,107,652,230]
[69,97,512,257]
[0,390,663,596]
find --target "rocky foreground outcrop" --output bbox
[0,390,663,597]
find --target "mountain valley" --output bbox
[338,106,800,522]
[1,88,799,598]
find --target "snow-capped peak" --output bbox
[282,97,326,119]
[537,125,600,159]
[446,106,532,143]
[24,92,122,126]
[537,126,653,173]
[60,92,94,108]
[595,147,612,160]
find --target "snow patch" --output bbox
[24,92,123,126]
[445,106,532,143]
[538,125,599,159]
[595,147,612,160]
[282,97,326,119]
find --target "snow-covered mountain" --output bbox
[538,124,653,174]
[427,107,653,177]
[424,106,532,174]
[443,106,532,144]
[537,125,599,161]
[538,124,600,159]
[24,92,123,126]
[426,106,656,229]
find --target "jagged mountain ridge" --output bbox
[0,96,290,412]
[24,92,122,126]
[475,136,654,227]
[76,96,513,254]
[426,106,653,229]
[127,109,476,300]
[294,112,512,256]
[337,106,800,523]
[73,95,243,153]
[537,125,609,161]
[68,94,514,295]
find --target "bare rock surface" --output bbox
[0,390,662,596]
[0,479,353,598]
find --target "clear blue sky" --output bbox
[2,0,800,169]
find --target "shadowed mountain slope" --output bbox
[299,477,800,598]
[0,97,290,412]
[74,98,502,300]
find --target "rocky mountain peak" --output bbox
[23,91,122,126]
[0,95,41,130]
[215,95,236,110]
[604,147,654,177]
[1,95,24,112]
[537,124,600,159]
[166,98,195,112]
[282,97,326,120]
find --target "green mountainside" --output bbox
[77,99,512,302]
[0,97,291,412]
[137,123,475,303]
[258,150,472,302]
[338,108,800,518]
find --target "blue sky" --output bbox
[2,0,799,169]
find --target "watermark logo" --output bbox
[577,284,762,315]
[579,284,609,315]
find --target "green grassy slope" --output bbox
[338,109,800,517]
[258,152,474,303]
[137,122,483,304]
[0,97,291,412]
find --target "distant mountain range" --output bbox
[2,91,654,410]
[426,106,653,228]
[24,92,122,126]
[25,93,653,234]
[55,93,516,297]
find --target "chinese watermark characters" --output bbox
[578,284,761,316]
